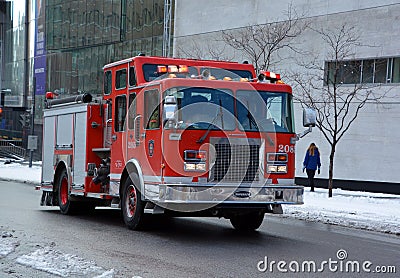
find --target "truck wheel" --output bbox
[121,176,145,230]
[230,212,264,231]
[57,168,78,215]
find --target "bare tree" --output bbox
[221,2,308,73]
[175,37,234,61]
[291,23,386,197]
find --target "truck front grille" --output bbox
[211,142,260,183]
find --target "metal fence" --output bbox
[0,140,26,159]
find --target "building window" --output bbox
[374,59,387,83]
[362,60,374,83]
[392,58,400,83]
[325,57,400,85]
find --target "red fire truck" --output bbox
[40,55,315,231]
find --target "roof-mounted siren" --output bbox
[45,91,59,100]
[258,71,284,84]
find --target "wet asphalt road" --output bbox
[0,180,399,278]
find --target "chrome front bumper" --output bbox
[145,183,304,205]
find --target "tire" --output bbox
[56,168,79,215]
[230,212,264,231]
[121,175,145,230]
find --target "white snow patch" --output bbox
[283,188,400,234]
[0,159,41,184]
[0,238,19,258]
[0,231,19,258]
[93,269,115,278]
[16,247,113,277]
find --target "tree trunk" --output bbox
[328,144,336,198]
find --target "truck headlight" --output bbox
[267,164,287,174]
[184,162,206,172]
[184,150,207,172]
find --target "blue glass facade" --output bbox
[0,0,168,144]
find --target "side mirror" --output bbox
[303,108,316,127]
[291,108,317,144]
[163,96,178,128]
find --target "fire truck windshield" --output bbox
[163,87,294,133]
[236,90,294,133]
[164,87,236,130]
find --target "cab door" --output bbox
[109,67,128,175]
[124,91,139,160]
[125,65,140,162]
[140,87,163,180]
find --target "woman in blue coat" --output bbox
[303,143,321,192]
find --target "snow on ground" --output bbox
[0,230,116,277]
[16,247,114,277]
[0,231,19,258]
[283,188,400,235]
[0,159,41,184]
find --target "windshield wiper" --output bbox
[197,99,224,144]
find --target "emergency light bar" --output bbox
[258,71,282,83]
[157,65,189,74]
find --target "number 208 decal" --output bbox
[278,144,295,153]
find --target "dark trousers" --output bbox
[306,169,316,191]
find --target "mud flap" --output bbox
[272,204,283,214]
[40,191,54,206]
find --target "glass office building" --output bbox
[0,0,169,146]
[44,0,166,98]
[0,0,34,141]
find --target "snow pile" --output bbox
[0,160,41,184]
[16,247,114,277]
[0,231,19,258]
[283,188,400,234]
[93,269,117,278]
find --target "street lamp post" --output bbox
[28,77,36,168]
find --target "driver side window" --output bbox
[144,89,160,129]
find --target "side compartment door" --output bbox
[73,111,87,187]
[42,115,56,183]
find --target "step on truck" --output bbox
[40,55,316,231]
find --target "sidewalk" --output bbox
[1,159,399,235]
[282,188,400,235]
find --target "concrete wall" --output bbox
[174,0,400,37]
[173,1,400,185]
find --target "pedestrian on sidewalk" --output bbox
[303,143,321,192]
